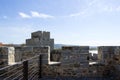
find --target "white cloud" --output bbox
[99,5,120,13]
[69,0,120,18]
[69,11,86,17]
[19,11,54,19]
[31,11,54,19]
[19,12,31,18]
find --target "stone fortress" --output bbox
[0,31,120,79]
[26,31,54,51]
[0,31,54,68]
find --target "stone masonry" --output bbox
[60,46,89,77]
[0,47,15,68]
[26,31,54,51]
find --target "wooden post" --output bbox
[39,54,42,78]
[23,60,28,80]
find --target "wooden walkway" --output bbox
[40,77,112,80]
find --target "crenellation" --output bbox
[0,47,15,68]
[31,31,42,39]
[26,31,54,51]
[1,31,120,79]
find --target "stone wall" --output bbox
[26,31,54,51]
[50,50,61,62]
[98,46,116,64]
[42,46,90,77]
[14,46,50,64]
[0,47,15,68]
[61,46,89,67]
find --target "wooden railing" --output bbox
[0,54,42,80]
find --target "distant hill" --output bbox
[54,44,65,49]
[90,46,97,50]
[54,44,81,49]
[54,44,97,50]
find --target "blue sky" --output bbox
[0,0,120,46]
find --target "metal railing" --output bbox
[0,54,42,80]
